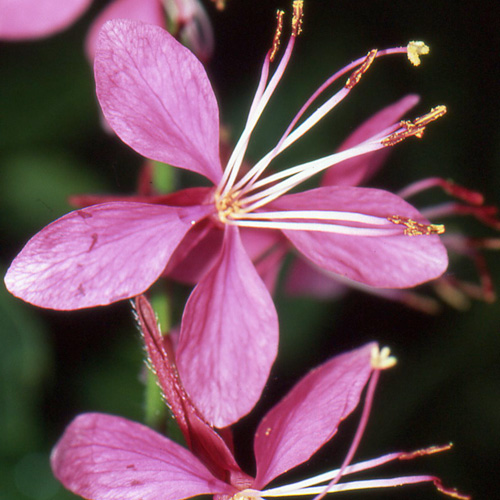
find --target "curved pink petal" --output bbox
[176,226,279,428]
[136,296,246,481]
[253,343,375,488]
[86,0,165,60]
[95,20,222,184]
[323,95,420,187]
[273,187,448,288]
[51,413,234,500]
[5,202,209,310]
[0,0,91,40]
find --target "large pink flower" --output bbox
[52,301,467,500]
[5,13,448,426]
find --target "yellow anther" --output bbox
[388,215,445,236]
[292,0,304,37]
[345,49,377,90]
[270,10,285,62]
[382,105,447,147]
[400,443,453,460]
[371,346,397,370]
[407,41,430,66]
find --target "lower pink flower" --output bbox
[51,308,468,500]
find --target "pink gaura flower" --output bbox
[51,297,468,500]
[0,0,213,61]
[0,0,92,40]
[5,8,448,426]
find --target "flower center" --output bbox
[215,190,242,223]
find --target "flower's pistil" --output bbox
[388,215,445,236]
[407,41,430,66]
[371,345,397,369]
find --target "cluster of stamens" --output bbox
[213,1,446,240]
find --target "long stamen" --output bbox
[218,1,304,199]
[239,141,382,211]
[223,218,403,236]
[230,210,391,225]
[234,41,428,197]
[234,50,378,195]
[260,445,455,497]
[261,475,469,498]
[236,105,447,214]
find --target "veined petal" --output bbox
[5,202,208,310]
[0,0,91,40]
[322,95,420,187]
[95,20,222,184]
[273,187,448,288]
[253,343,375,489]
[51,413,234,500]
[177,226,279,428]
[86,0,166,61]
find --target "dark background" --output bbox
[1,1,499,499]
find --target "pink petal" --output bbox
[323,95,420,187]
[0,0,91,40]
[51,413,234,500]
[95,20,222,184]
[136,296,247,481]
[5,202,209,310]
[86,0,165,61]
[273,187,448,288]
[176,226,279,428]
[253,343,375,488]
[164,220,223,284]
[239,228,286,294]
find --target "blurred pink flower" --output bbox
[85,0,213,62]
[0,0,92,40]
[0,0,213,61]
[52,313,468,500]
[5,12,448,425]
